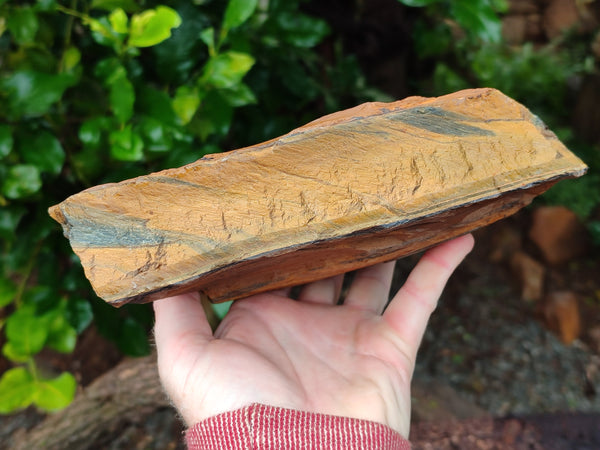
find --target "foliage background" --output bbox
[0,0,598,413]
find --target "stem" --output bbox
[27,358,39,382]
[55,3,88,22]
[58,0,78,73]
[64,0,78,47]
[217,26,228,54]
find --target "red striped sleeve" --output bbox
[186,403,411,449]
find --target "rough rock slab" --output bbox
[49,88,588,306]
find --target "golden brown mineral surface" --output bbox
[49,88,587,306]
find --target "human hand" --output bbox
[153,234,474,438]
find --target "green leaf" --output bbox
[117,317,150,356]
[7,7,39,45]
[139,118,172,153]
[91,0,139,13]
[109,8,128,34]
[2,342,31,363]
[2,164,42,199]
[0,205,26,240]
[0,367,35,413]
[33,372,77,412]
[275,12,330,48]
[46,314,77,353]
[223,0,258,31]
[88,16,122,48]
[18,130,65,175]
[5,308,49,358]
[78,118,105,149]
[0,278,17,307]
[450,0,502,43]
[202,51,255,89]
[66,298,93,334]
[199,27,215,52]
[173,85,201,125]
[61,46,81,73]
[219,82,257,107]
[109,74,135,123]
[0,70,76,118]
[128,6,182,48]
[109,126,144,161]
[0,124,13,159]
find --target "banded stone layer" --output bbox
[49,88,587,306]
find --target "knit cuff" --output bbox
[186,403,410,449]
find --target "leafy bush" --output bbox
[0,0,384,414]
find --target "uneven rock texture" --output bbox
[49,88,587,306]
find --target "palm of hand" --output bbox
[176,294,411,433]
[154,234,474,439]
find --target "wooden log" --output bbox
[49,88,587,306]
[10,355,172,450]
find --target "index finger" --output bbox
[383,234,474,362]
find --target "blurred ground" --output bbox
[410,213,600,420]
[405,210,600,448]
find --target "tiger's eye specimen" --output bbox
[49,88,587,306]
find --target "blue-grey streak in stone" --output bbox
[63,212,167,248]
[59,204,221,253]
[389,107,496,137]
